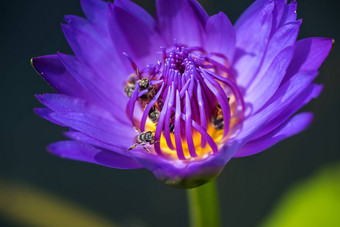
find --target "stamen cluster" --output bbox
[125,45,244,160]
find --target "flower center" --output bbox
[124,44,244,160]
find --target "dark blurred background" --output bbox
[0,0,339,226]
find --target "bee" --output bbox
[124,83,135,98]
[139,84,157,108]
[124,74,137,98]
[148,106,160,123]
[139,78,149,91]
[212,104,224,130]
[148,105,175,132]
[128,130,156,153]
[124,76,150,98]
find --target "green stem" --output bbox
[187,180,221,227]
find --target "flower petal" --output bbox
[245,46,295,113]
[49,112,137,149]
[61,19,128,83]
[271,0,285,32]
[107,2,163,67]
[31,55,89,99]
[156,0,207,47]
[284,37,333,83]
[64,131,144,156]
[48,140,142,169]
[34,108,66,126]
[257,20,301,78]
[233,0,275,88]
[235,70,318,145]
[253,83,322,140]
[234,112,314,157]
[57,53,130,123]
[279,0,297,26]
[131,141,239,188]
[187,0,209,25]
[205,12,236,62]
[35,94,113,120]
[234,0,270,29]
[114,0,156,28]
[80,0,107,23]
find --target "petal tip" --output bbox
[46,142,60,156]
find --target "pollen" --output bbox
[124,44,244,160]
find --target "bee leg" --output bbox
[151,140,160,145]
[133,127,141,134]
[141,144,151,153]
[128,143,138,151]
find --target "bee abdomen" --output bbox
[124,84,135,98]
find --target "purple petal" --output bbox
[205,12,236,63]
[156,0,206,47]
[279,1,297,26]
[234,112,314,157]
[131,141,239,188]
[257,20,301,78]
[64,131,144,157]
[80,0,107,23]
[57,53,130,123]
[233,0,274,88]
[63,15,108,43]
[114,0,156,29]
[271,0,285,32]
[253,83,322,139]
[284,37,333,83]
[245,46,295,113]
[188,0,209,25]
[31,55,89,99]
[35,94,113,120]
[107,2,163,67]
[61,20,128,83]
[235,70,318,145]
[49,112,137,149]
[48,140,142,169]
[235,0,272,26]
[234,0,269,28]
[34,108,66,126]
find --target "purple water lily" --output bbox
[32,0,332,188]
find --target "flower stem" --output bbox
[187,180,221,227]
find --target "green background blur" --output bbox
[0,0,339,226]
